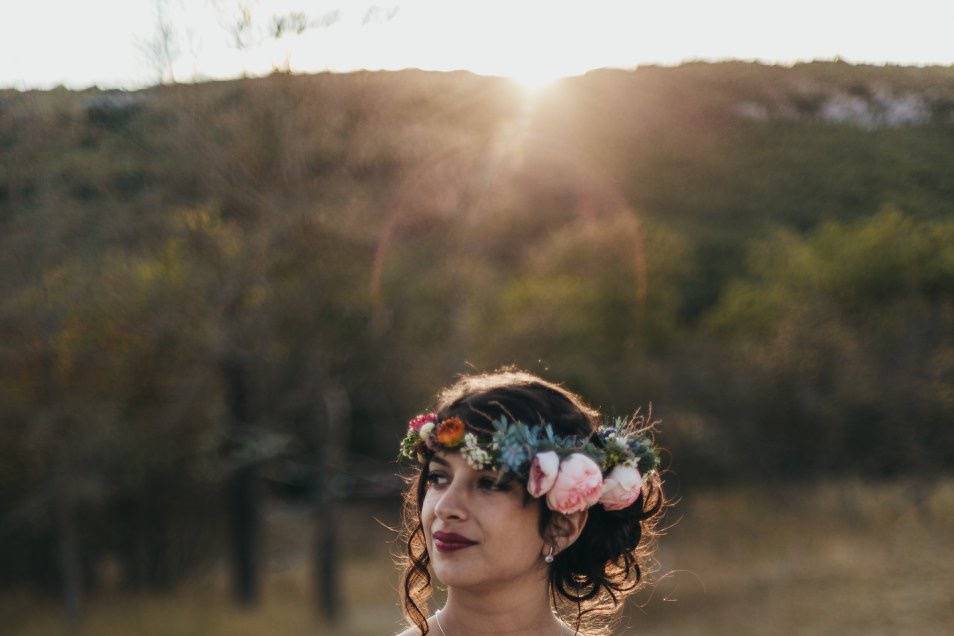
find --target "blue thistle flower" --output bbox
[499,443,528,473]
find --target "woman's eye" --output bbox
[425,472,448,487]
[478,477,509,492]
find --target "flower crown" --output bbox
[399,411,660,514]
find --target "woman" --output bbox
[394,368,666,636]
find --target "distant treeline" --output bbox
[1,62,952,594]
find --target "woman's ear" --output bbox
[546,509,588,556]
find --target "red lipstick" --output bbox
[433,531,478,552]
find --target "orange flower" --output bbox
[435,416,466,447]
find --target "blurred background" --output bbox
[2,2,953,635]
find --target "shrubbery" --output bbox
[1,62,951,593]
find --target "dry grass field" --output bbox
[6,477,953,636]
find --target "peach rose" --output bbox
[598,463,643,511]
[435,416,466,447]
[545,453,604,514]
[527,451,560,498]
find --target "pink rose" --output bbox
[408,412,437,432]
[599,463,643,511]
[545,453,604,514]
[527,451,560,498]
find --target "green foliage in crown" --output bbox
[399,412,660,480]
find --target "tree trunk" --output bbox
[223,353,260,607]
[316,381,349,623]
[54,473,82,623]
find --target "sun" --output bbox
[505,65,567,97]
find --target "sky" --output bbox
[2,0,954,91]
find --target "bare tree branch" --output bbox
[136,0,181,85]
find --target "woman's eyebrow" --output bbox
[428,456,449,467]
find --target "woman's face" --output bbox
[421,450,547,590]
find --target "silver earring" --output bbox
[544,546,555,563]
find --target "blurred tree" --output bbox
[702,208,954,478]
[210,1,341,73]
[3,61,954,622]
[137,0,181,85]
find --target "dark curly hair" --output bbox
[397,368,667,635]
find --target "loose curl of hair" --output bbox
[397,368,667,636]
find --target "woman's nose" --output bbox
[434,479,468,521]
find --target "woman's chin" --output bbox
[432,559,483,588]
[433,569,477,588]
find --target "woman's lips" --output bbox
[433,531,477,552]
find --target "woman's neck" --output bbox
[437,580,568,636]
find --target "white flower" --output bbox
[419,421,435,438]
[462,433,492,469]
